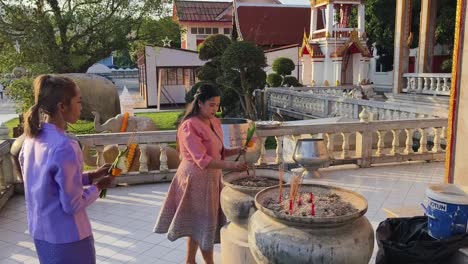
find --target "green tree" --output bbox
[272,57,295,76]
[190,35,233,115]
[268,57,301,87]
[266,73,282,87]
[0,0,165,73]
[220,41,266,120]
[132,16,183,51]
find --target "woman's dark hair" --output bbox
[23,75,78,138]
[180,83,220,124]
[176,83,220,153]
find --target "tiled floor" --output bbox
[0,161,445,264]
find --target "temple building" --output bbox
[300,0,370,87]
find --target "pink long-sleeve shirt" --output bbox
[19,123,99,244]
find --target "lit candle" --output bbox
[279,164,284,203]
[289,199,293,215]
[310,194,315,216]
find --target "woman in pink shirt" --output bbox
[19,75,113,264]
[154,84,248,264]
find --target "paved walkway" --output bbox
[0,161,445,264]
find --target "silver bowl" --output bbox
[292,138,329,178]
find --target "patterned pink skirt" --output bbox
[153,160,225,251]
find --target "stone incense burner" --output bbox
[220,168,290,264]
[248,184,374,264]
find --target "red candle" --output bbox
[310,193,315,216]
[279,193,282,203]
[289,199,293,215]
[297,195,302,206]
[309,192,314,203]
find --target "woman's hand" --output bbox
[89,163,112,181]
[228,161,248,171]
[95,175,114,191]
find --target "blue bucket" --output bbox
[423,184,468,240]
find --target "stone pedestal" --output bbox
[220,223,256,264]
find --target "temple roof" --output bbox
[235,3,311,48]
[173,1,232,22]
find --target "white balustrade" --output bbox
[403,73,451,96]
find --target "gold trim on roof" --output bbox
[299,32,324,58]
[312,0,363,7]
[331,30,371,57]
[299,32,313,57]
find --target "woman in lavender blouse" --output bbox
[19,75,114,264]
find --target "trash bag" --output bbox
[376,216,468,264]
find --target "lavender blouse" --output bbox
[19,123,99,244]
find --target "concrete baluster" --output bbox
[391,129,401,155]
[418,128,427,154]
[430,77,436,91]
[256,136,267,165]
[341,132,350,159]
[443,78,449,91]
[436,78,442,91]
[432,127,441,153]
[404,129,414,154]
[139,143,149,172]
[159,143,169,172]
[376,130,387,157]
[275,135,284,164]
[326,133,335,159]
[95,145,105,166]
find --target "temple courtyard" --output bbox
[0,160,444,264]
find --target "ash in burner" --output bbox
[263,192,358,218]
[231,176,279,188]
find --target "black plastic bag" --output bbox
[376,216,468,264]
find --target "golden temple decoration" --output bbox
[299,32,313,57]
[324,80,330,86]
[445,0,464,183]
[312,0,362,7]
[331,29,371,58]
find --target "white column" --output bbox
[310,8,317,37]
[311,58,324,86]
[333,59,343,86]
[301,55,312,85]
[358,4,365,35]
[359,59,370,84]
[393,0,412,94]
[418,0,437,73]
[325,3,335,37]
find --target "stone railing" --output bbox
[402,73,451,96]
[0,140,15,209]
[0,115,447,209]
[267,88,448,120]
[78,131,177,185]
[255,116,448,168]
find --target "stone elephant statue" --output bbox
[60,73,121,122]
[92,111,157,133]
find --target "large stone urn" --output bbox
[220,168,291,264]
[220,118,261,164]
[249,184,374,264]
